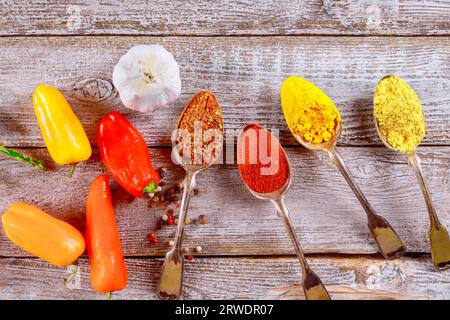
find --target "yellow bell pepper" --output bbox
[33,84,91,176]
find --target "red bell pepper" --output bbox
[86,174,127,295]
[97,111,160,197]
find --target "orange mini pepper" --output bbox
[2,202,85,267]
[86,174,127,294]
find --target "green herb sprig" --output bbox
[0,145,45,170]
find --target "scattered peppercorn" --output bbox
[195,246,202,253]
[193,188,199,196]
[147,181,205,250]
[198,214,208,224]
[147,232,158,245]
[168,240,174,247]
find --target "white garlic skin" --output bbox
[113,44,181,113]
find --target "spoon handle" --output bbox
[408,152,450,270]
[327,148,406,259]
[272,198,331,300]
[157,171,197,299]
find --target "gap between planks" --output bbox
[1,34,450,38]
[0,252,432,260]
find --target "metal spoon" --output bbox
[157,92,223,299]
[374,78,450,270]
[157,150,210,299]
[290,122,406,260]
[239,124,330,300]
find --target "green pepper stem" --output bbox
[106,292,112,300]
[68,163,77,178]
[0,145,45,170]
[142,181,157,196]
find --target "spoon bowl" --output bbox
[239,123,292,201]
[373,75,420,153]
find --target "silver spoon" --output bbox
[374,76,450,270]
[239,124,330,300]
[157,150,210,299]
[290,122,406,260]
[157,92,223,299]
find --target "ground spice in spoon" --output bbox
[281,76,341,144]
[238,124,289,193]
[374,75,426,153]
[176,91,223,165]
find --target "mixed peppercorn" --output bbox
[145,167,207,258]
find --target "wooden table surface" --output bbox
[0,0,449,300]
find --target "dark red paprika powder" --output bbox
[238,124,289,193]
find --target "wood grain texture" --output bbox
[1,0,450,301]
[1,0,449,36]
[0,36,448,147]
[1,147,449,257]
[1,255,447,300]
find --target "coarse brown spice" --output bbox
[176,91,223,165]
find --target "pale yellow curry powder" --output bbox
[280,76,341,144]
[374,75,425,153]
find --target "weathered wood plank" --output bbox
[1,147,448,257]
[1,1,449,36]
[0,36,448,147]
[1,255,447,300]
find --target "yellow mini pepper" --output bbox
[33,84,91,176]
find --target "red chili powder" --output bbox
[238,124,289,193]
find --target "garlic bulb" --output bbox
[112,44,181,113]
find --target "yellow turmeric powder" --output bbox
[280,76,341,144]
[374,75,425,153]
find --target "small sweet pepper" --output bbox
[2,202,85,267]
[33,84,92,176]
[86,174,127,295]
[97,111,160,197]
